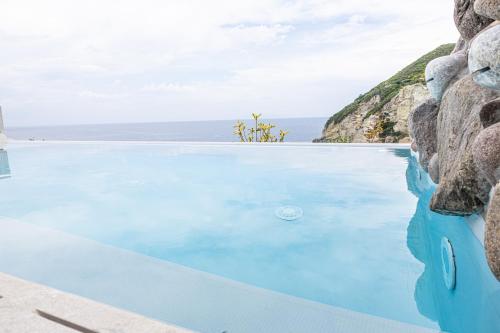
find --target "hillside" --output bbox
[315,43,455,143]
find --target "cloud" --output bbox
[0,0,458,126]
[141,83,196,93]
[78,90,122,99]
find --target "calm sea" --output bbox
[5,117,327,143]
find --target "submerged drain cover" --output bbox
[275,206,303,221]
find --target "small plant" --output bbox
[332,135,352,143]
[233,113,288,142]
[365,119,384,142]
[364,114,402,142]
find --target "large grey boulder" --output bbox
[430,76,499,215]
[474,0,500,20]
[472,123,500,186]
[428,154,440,184]
[408,99,439,170]
[452,36,468,53]
[425,52,467,101]
[479,97,500,127]
[486,184,500,280]
[469,25,500,90]
[454,0,493,40]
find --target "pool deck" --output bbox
[0,272,193,333]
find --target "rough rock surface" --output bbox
[472,123,500,186]
[408,99,439,170]
[485,184,500,280]
[322,84,428,143]
[430,76,499,215]
[428,154,440,184]
[474,0,500,20]
[321,95,380,143]
[411,141,417,152]
[452,37,468,53]
[425,52,468,101]
[468,25,500,90]
[454,0,493,40]
[479,97,500,127]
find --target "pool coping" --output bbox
[0,272,194,333]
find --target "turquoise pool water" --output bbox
[0,142,498,332]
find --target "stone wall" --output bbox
[408,0,500,280]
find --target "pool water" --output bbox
[0,142,498,332]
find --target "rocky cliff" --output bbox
[315,44,455,143]
[408,0,499,280]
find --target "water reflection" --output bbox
[404,153,500,333]
[0,149,11,179]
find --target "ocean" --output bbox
[5,117,327,143]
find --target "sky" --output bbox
[0,0,458,127]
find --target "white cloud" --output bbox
[78,90,122,99]
[0,0,458,126]
[141,83,196,93]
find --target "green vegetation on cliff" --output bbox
[323,43,455,130]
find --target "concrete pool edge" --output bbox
[0,272,193,333]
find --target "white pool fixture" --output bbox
[441,237,456,290]
[275,206,303,221]
[0,149,10,179]
[0,106,7,148]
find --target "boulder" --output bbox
[469,25,500,90]
[430,76,499,215]
[474,0,500,20]
[425,52,468,101]
[411,141,418,152]
[454,0,493,40]
[408,99,439,170]
[428,154,440,183]
[472,122,500,186]
[485,184,500,280]
[479,97,500,127]
[452,36,468,53]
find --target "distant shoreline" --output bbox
[5,117,327,143]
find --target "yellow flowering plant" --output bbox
[233,114,288,142]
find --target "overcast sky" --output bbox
[1,0,458,127]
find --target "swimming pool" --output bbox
[0,142,498,332]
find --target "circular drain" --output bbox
[275,206,303,221]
